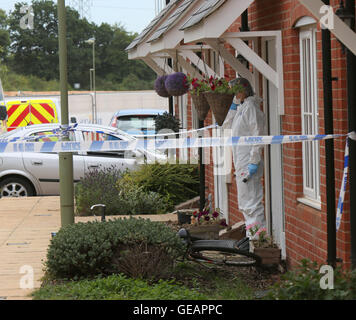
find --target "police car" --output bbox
[0,123,166,197]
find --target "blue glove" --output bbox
[248,163,259,176]
[230,102,238,110]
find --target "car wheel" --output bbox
[0,177,35,198]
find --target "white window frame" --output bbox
[299,27,321,203]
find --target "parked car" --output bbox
[0,123,165,197]
[109,109,166,136]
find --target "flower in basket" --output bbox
[186,76,211,121]
[205,76,244,94]
[246,223,275,248]
[154,75,171,98]
[165,72,190,96]
[187,76,210,96]
[192,207,227,227]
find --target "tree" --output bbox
[95,24,155,85]
[7,0,94,86]
[6,0,156,90]
[0,9,10,61]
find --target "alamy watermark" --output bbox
[320,5,335,30]
[319,265,334,290]
[19,5,34,30]
[19,265,34,290]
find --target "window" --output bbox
[299,28,320,202]
[29,130,75,142]
[115,115,157,134]
[79,131,120,142]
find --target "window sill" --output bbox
[297,197,321,211]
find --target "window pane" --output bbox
[300,30,320,200]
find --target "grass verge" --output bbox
[31,262,276,300]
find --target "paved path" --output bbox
[0,197,177,300]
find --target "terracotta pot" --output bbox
[253,247,281,265]
[188,224,224,240]
[203,92,234,126]
[190,92,210,121]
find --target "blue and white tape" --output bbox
[336,139,349,231]
[0,128,354,230]
[133,124,218,138]
[0,132,349,153]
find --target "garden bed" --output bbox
[32,260,280,300]
[32,217,282,300]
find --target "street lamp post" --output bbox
[85,37,97,123]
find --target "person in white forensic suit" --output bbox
[222,78,267,249]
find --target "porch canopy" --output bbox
[126,0,285,115]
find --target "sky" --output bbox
[0,0,159,34]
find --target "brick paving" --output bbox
[0,197,177,300]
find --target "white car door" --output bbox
[22,129,85,195]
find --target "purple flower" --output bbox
[220,219,228,227]
[154,75,171,97]
[165,72,189,96]
[212,211,219,218]
[204,216,210,221]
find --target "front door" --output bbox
[263,39,286,258]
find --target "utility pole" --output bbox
[58,0,75,227]
[69,0,92,20]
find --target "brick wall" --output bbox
[193,0,352,268]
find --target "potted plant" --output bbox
[187,76,211,121]
[247,223,281,265]
[165,72,190,97]
[203,76,243,126]
[154,112,181,133]
[154,75,171,97]
[188,207,228,240]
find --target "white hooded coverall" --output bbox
[223,96,267,237]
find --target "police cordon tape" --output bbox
[0,132,353,153]
[0,128,354,231]
[336,139,349,232]
[132,124,218,138]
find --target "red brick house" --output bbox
[127,0,356,269]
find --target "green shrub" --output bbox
[120,163,200,207]
[75,165,171,216]
[1,65,64,91]
[74,165,125,216]
[32,274,207,300]
[265,259,356,300]
[155,112,181,133]
[116,179,170,215]
[45,218,186,280]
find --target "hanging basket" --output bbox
[190,92,210,121]
[165,72,189,97]
[154,75,171,98]
[203,92,234,126]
